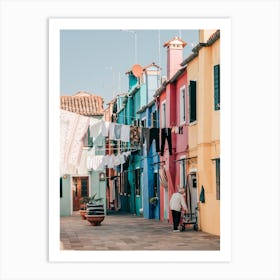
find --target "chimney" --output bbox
[163,36,187,79]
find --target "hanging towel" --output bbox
[114,124,122,140]
[89,118,103,141]
[120,124,130,142]
[199,185,205,203]
[109,123,116,140]
[101,121,110,137]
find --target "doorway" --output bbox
[186,173,198,215]
[72,176,89,211]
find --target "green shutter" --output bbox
[189,80,197,122]
[216,158,220,200]
[81,178,88,197]
[214,65,220,110]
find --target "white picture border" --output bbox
[1,0,279,279]
[49,17,232,262]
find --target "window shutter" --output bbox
[214,64,220,110]
[88,128,93,148]
[60,177,63,198]
[216,158,220,200]
[189,80,197,122]
[153,111,157,128]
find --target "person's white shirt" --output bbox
[170,191,187,212]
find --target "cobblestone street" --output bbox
[60,212,220,250]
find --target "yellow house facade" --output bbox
[182,30,220,236]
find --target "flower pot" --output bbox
[85,203,105,226]
[79,209,87,220]
[85,215,105,226]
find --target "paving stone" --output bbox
[60,211,220,251]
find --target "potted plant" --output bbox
[149,196,158,207]
[79,196,90,220]
[85,194,105,226]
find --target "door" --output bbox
[72,176,89,211]
[186,173,198,214]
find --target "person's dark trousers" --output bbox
[171,210,181,230]
[160,128,172,156]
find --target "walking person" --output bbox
[170,187,188,232]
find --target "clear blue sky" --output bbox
[60,29,199,104]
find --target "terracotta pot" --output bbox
[85,215,105,226]
[79,210,87,220]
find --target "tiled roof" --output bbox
[60,91,104,116]
[181,30,220,67]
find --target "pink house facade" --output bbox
[154,37,188,222]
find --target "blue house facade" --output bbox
[138,100,160,219]
[113,63,161,217]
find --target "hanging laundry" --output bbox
[159,168,168,189]
[77,149,88,174]
[142,127,160,153]
[130,126,141,148]
[178,125,184,134]
[160,128,172,156]
[171,126,179,134]
[107,154,115,168]
[89,118,102,140]
[101,121,110,137]
[120,124,130,142]
[60,109,90,175]
[109,123,116,140]
[199,185,205,203]
[114,124,122,140]
[87,155,105,171]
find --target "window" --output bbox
[83,128,93,148]
[60,177,63,198]
[215,158,220,200]
[180,86,186,124]
[180,157,186,188]
[121,171,128,194]
[141,117,146,128]
[153,172,158,197]
[214,64,220,110]
[151,111,157,128]
[81,178,88,197]
[188,80,197,123]
[161,101,166,128]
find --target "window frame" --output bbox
[214,64,220,111]
[161,100,167,128]
[215,158,220,200]
[179,85,186,124]
[179,156,187,188]
[188,80,197,123]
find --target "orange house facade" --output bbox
[181,30,220,235]
[156,30,220,236]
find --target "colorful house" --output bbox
[60,91,106,217]
[104,63,160,217]
[180,30,220,235]
[103,96,119,212]
[154,36,188,222]
[137,63,161,220]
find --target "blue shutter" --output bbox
[214,65,220,110]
